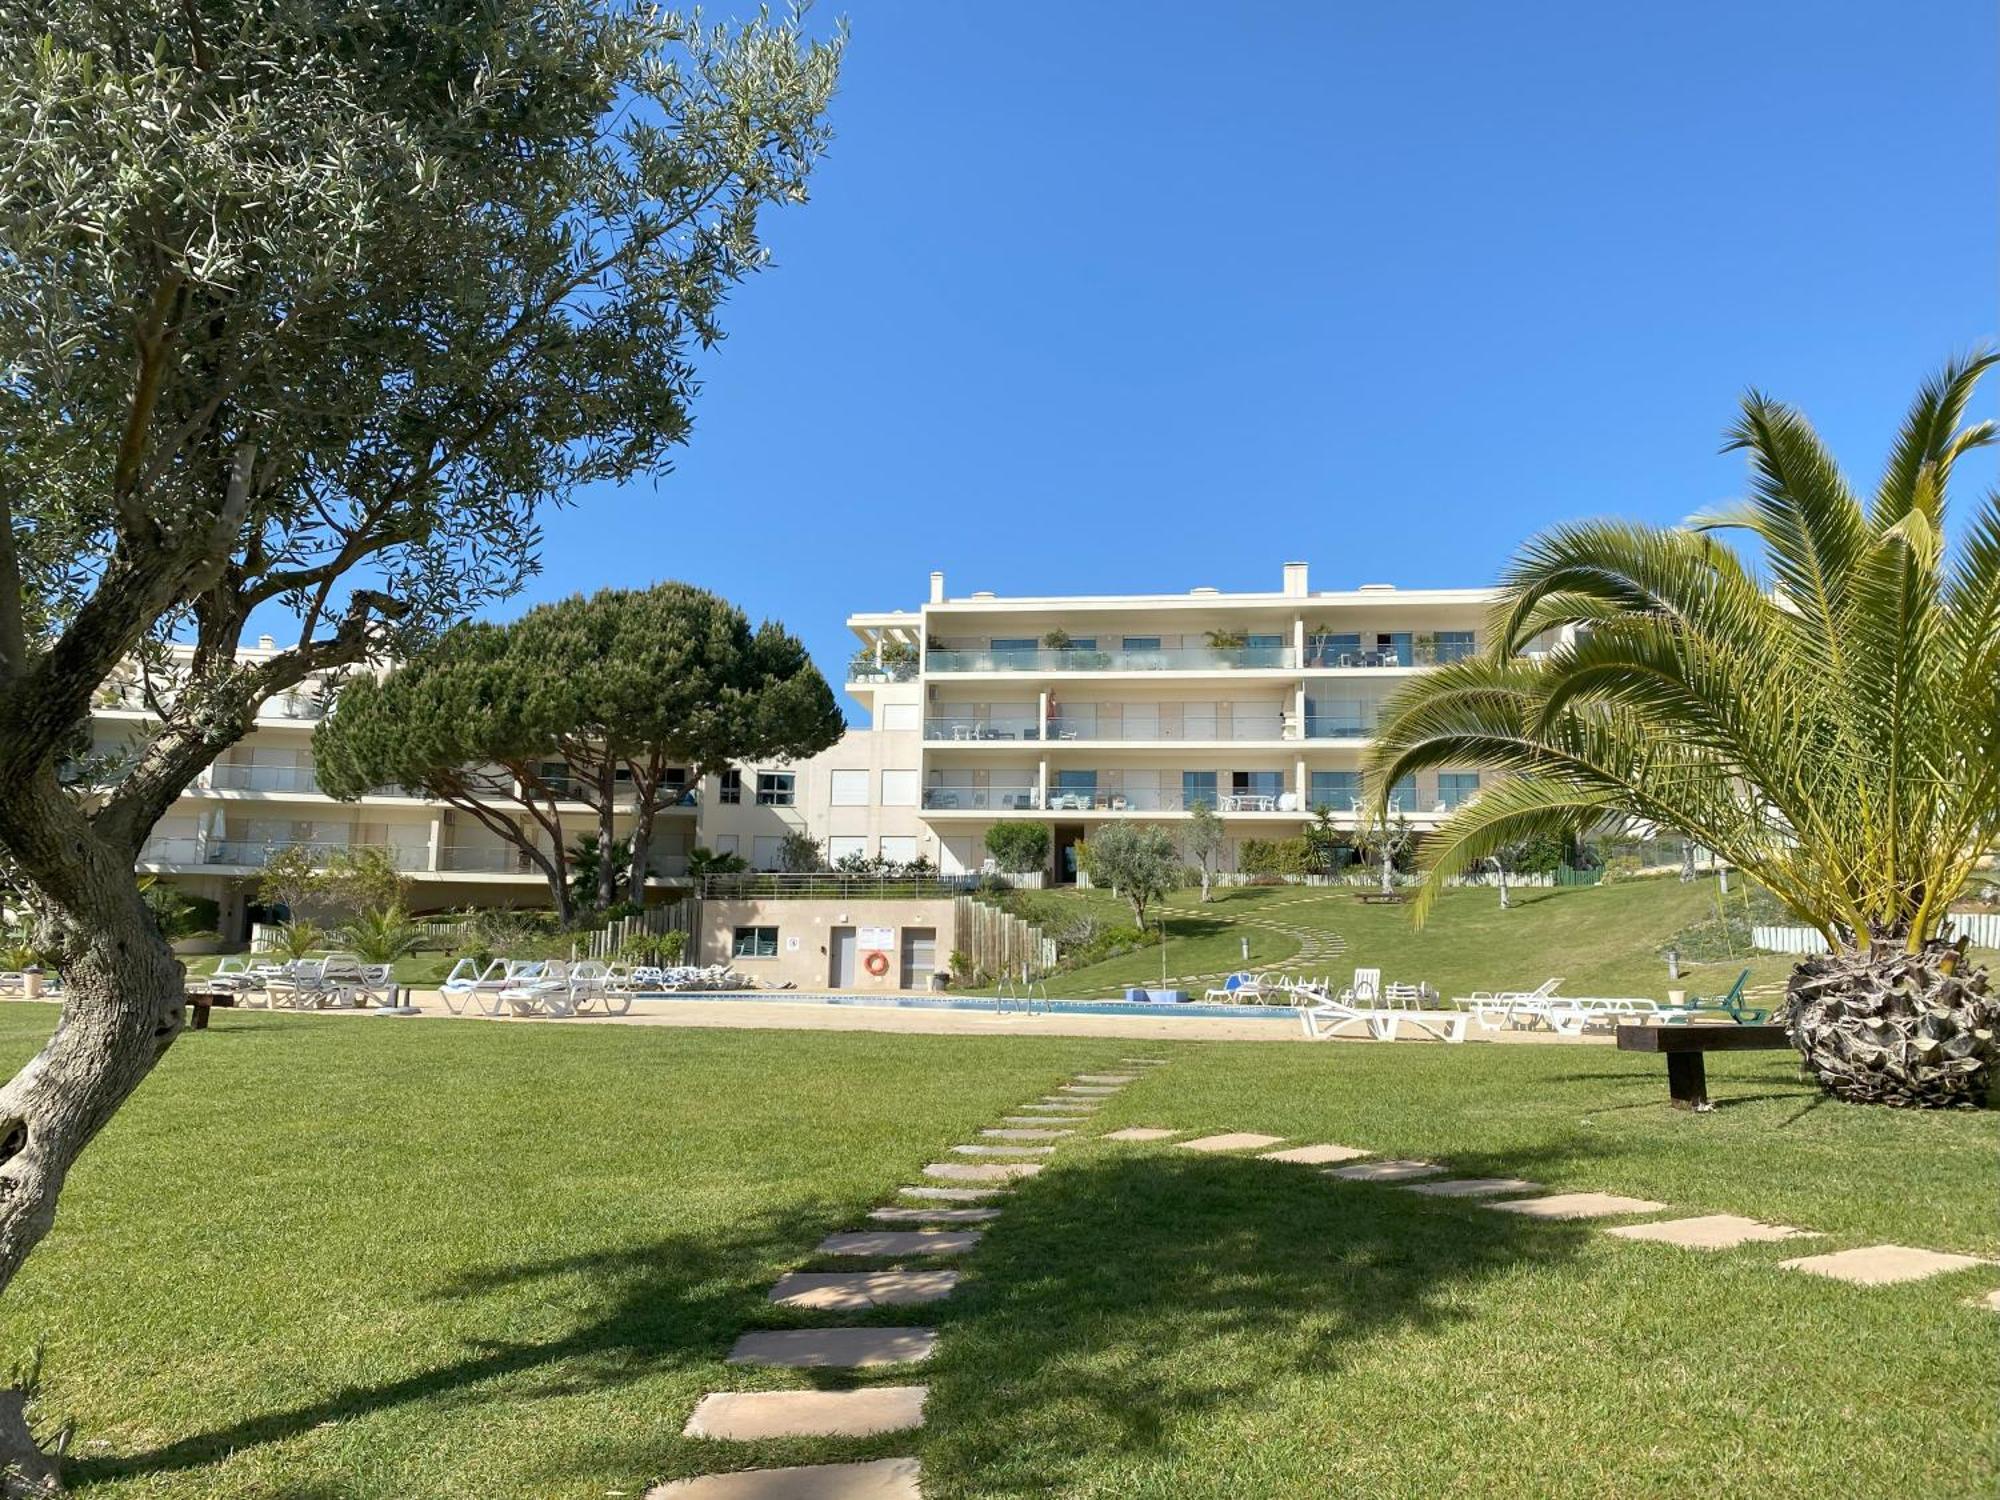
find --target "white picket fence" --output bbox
[1753,910,2000,956]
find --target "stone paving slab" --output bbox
[1486,1192,1667,1220]
[1327,1159,1443,1183]
[951,1144,1053,1157]
[684,1386,928,1440]
[727,1327,937,1368]
[1406,1177,1541,1199]
[1102,1127,1180,1141]
[870,1206,1002,1224]
[1076,1074,1140,1084]
[768,1271,959,1310]
[1606,1213,1815,1249]
[645,1458,922,1500]
[1179,1132,1287,1153]
[924,1161,1043,1183]
[1121,1058,1169,1064]
[1259,1143,1370,1165]
[983,1127,1073,1139]
[1058,1085,1121,1095]
[898,1185,1007,1202]
[1777,1244,1993,1286]
[818,1230,981,1256]
[1031,1100,1101,1109]
[1981,1288,2000,1312]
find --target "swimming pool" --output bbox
[630,989,1301,1021]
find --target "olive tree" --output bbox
[0,0,840,1469]
[1082,823,1180,929]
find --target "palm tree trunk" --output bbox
[1785,936,1996,1107]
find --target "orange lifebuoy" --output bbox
[863,950,891,978]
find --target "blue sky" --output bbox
[533,1,1997,715]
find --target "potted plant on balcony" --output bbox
[1204,629,1248,656]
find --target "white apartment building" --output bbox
[94,561,1499,937]
[844,561,1500,882]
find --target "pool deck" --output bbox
[371,990,1606,1044]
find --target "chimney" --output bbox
[1282,561,1308,597]
[929,570,945,604]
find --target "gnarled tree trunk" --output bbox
[1784,936,1996,1108]
[0,785,188,1493]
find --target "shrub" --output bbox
[984,822,1051,875]
[1240,837,1309,878]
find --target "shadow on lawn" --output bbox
[923,1147,1605,1495]
[66,1201,834,1487]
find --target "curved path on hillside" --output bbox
[1070,891,1352,999]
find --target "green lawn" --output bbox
[3,1005,1995,1497]
[1000,876,1825,1000]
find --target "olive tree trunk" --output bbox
[0,782,190,1493]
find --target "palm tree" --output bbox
[1367,354,2000,1107]
[337,905,423,966]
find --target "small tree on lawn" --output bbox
[984,822,1051,877]
[0,0,842,1450]
[1181,799,1224,902]
[1082,823,1180,929]
[1355,806,1416,898]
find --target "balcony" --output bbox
[207,763,324,794]
[922,784,1042,811]
[1047,714,1289,742]
[923,716,1040,742]
[1303,710,1377,739]
[1303,638,1478,670]
[927,644,1298,674]
[139,838,431,871]
[919,784,1305,814]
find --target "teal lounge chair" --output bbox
[1663,968,1769,1025]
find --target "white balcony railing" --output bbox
[927,644,1298,673]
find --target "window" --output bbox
[880,701,920,732]
[880,770,918,806]
[718,768,742,805]
[752,835,783,870]
[1432,630,1476,664]
[1244,633,1283,649]
[989,637,1037,651]
[1182,770,1217,811]
[1437,772,1481,808]
[879,835,917,865]
[1121,636,1161,651]
[755,771,795,806]
[1310,770,1361,808]
[712,834,738,856]
[829,769,869,807]
[1309,632,1361,666]
[731,926,778,959]
[1386,775,1417,811]
[1066,638,1097,651]
[826,835,868,864]
[661,767,691,805]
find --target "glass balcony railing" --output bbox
[1045,715,1290,742]
[927,645,1298,673]
[1303,712,1377,738]
[924,717,1041,742]
[207,763,323,793]
[436,845,539,873]
[1303,639,1478,670]
[202,840,431,870]
[922,784,1042,811]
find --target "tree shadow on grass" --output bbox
[65,1200,841,1488]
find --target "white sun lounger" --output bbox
[1296,985,1469,1043]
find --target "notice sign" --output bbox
[858,925,896,952]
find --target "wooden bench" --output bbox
[1616,1023,1793,1110]
[1357,891,1406,905]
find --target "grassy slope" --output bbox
[4,1008,1995,1498]
[1026,877,1812,1000]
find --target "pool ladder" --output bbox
[996,976,1050,1017]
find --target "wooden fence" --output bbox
[952,896,1056,983]
[579,900,697,961]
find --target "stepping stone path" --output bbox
[899,1185,1006,1202]
[684,1387,928,1440]
[1607,1214,1814,1249]
[647,1457,921,1499]
[1075,1074,1139,1084]
[1102,1127,1180,1142]
[1487,1192,1666,1220]
[1180,1132,1287,1153]
[1002,1115,1077,1126]
[1407,1177,1541,1198]
[1260,1143,1370,1165]
[925,1161,1042,1182]
[728,1327,938,1368]
[1328,1159,1442,1183]
[768,1271,960,1310]
[869,1206,1001,1225]
[664,1069,1121,1495]
[817,1230,981,1256]
[1982,1289,2000,1312]
[1777,1244,1993,1286]
[1121,1057,1168,1065]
